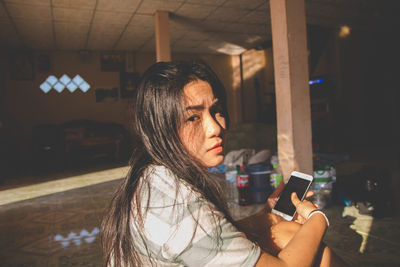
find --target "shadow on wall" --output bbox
[225,123,277,154]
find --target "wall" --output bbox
[240,48,275,123]
[0,50,234,169]
[311,28,399,214]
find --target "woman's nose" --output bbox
[205,115,221,137]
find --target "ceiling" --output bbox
[0,0,395,55]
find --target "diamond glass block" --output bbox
[66,82,78,92]
[53,82,65,92]
[59,74,71,86]
[46,75,58,86]
[40,82,52,93]
[72,75,84,86]
[79,81,90,92]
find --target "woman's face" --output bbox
[179,80,226,168]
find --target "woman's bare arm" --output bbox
[255,211,328,267]
[254,193,328,267]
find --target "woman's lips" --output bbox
[209,142,223,153]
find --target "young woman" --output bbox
[101,61,345,267]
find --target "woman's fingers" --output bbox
[305,191,314,199]
[291,192,318,219]
[269,183,285,200]
[291,192,301,207]
[264,182,285,212]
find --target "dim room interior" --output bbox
[0,0,399,266]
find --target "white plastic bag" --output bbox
[223,149,255,167]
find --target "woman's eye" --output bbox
[187,115,200,122]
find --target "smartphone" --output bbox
[271,171,313,221]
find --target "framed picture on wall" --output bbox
[120,72,140,98]
[100,53,125,72]
[95,88,119,103]
[10,52,35,80]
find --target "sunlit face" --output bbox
[179,80,226,168]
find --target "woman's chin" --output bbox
[202,155,224,168]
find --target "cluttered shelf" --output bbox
[209,149,394,218]
[210,150,399,266]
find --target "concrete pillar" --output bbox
[269,0,313,180]
[154,11,171,62]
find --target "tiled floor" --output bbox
[0,162,399,267]
[0,164,127,267]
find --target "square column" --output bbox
[270,0,313,180]
[155,11,171,62]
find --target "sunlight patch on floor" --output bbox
[0,166,129,206]
[342,205,373,253]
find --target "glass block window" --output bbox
[40,75,91,93]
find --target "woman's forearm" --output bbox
[277,213,327,266]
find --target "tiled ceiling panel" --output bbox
[116,23,154,51]
[137,36,155,52]
[90,23,125,40]
[239,10,270,24]
[15,19,53,49]
[175,3,217,20]
[53,7,93,23]
[92,11,132,26]
[115,35,149,51]
[186,0,225,6]
[128,14,154,29]
[96,0,142,13]
[124,25,154,39]
[136,0,183,15]
[172,39,200,50]
[52,0,96,10]
[198,20,234,33]
[54,21,89,50]
[6,3,51,21]
[222,0,267,10]
[87,34,118,50]
[228,22,268,35]
[4,0,50,7]
[0,0,395,54]
[180,30,209,42]
[206,6,251,22]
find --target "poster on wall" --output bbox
[10,52,35,80]
[100,53,125,72]
[120,72,140,99]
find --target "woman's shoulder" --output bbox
[139,165,201,206]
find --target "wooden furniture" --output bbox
[65,136,120,168]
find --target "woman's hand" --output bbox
[263,182,285,213]
[267,193,319,253]
[291,192,318,223]
[263,182,314,219]
[269,221,301,254]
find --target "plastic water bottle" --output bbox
[225,164,238,205]
[270,155,283,189]
[312,165,335,209]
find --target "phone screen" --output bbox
[274,176,312,217]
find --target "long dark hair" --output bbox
[101,61,237,266]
